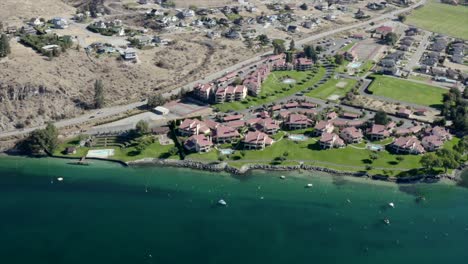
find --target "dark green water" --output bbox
[0,156,468,264]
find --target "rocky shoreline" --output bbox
[127,158,458,184]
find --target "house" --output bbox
[295,58,313,71]
[284,101,299,109]
[253,118,280,134]
[422,135,444,151]
[223,114,243,122]
[287,25,299,33]
[375,26,393,38]
[193,83,213,101]
[327,112,338,120]
[429,126,452,141]
[225,29,241,39]
[215,85,247,103]
[154,106,169,115]
[65,147,77,155]
[340,127,364,144]
[214,126,240,143]
[325,14,337,21]
[314,121,334,136]
[21,26,37,35]
[226,120,246,129]
[341,112,360,120]
[368,124,390,140]
[29,17,44,26]
[243,66,270,96]
[123,48,137,60]
[319,133,345,149]
[300,102,317,109]
[178,119,210,136]
[285,114,313,130]
[396,108,412,118]
[184,134,213,153]
[414,108,428,116]
[243,131,274,150]
[390,136,425,154]
[52,17,68,29]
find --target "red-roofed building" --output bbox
[368,124,390,140]
[215,85,247,103]
[390,136,425,154]
[184,134,213,153]
[314,121,334,136]
[341,112,360,120]
[340,127,364,143]
[295,57,313,71]
[243,131,274,150]
[422,135,444,151]
[193,83,213,101]
[430,126,452,141]
[327,112,338,120]
[226,120,246,129]
[300,102,317,109]
[254,118,280,134]
[320,133,345,149]
[285,114,313,130]
[204,119,220,130]
[214,125,240,143]
[284,101,299,109]
[375,26,393,37]
[179,119,210,136]
[243,65,270,96]
[396,108,412,118]
[223,114,243,122]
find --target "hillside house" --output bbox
[314,121,334,136]
[214,126,240,143]
[179,119,210,136]
[421,135,444,151]
[215,85,247,103]
[285,114,313,130]
[193,83,214,102]
[320,133,345,149]
[340,127,364,144]
[184,134,213,153]
[368,124,391,140]
[390,136,425,154]
[243,131,274,150]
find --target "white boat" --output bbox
[280,175,286,179]
[388,202,395,208]
[384,218,390,225]
[218,199,227,206]
[306,183,313,188]
[57,177,64,181]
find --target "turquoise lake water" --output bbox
[0,156,467,263]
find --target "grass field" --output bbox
[306,78,357,100]
[215,68,326,112]
[54,136,178,162]
[406,0,468,40]
[367,75,446,108]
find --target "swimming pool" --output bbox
[367,144,383,151]
[348,61,362,69]
[87,149,115,158]
[288,135,307,141]
[219,149,234,155]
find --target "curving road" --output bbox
[0,0,427,139]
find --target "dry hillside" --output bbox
[0,0,76,26]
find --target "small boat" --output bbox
[57,177,64,182]
[416,196,426,203]
[306,183,313,188]
[218,199,227,206]
[383,218,390,225]
[388,202,395,208]
[280,175,286,179]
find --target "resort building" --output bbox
[243,131,274,150]
[214,126,240,143]
[340,127,364,144]
[429,126,452,141]
[178,119,210,136]
[215,85,247,103]
[253,118,280,134]
[184,134,213,153]
[193,83,214,101]
[217,72,238,87]
[390,136,425,154]
[421,135,444,152]
[319,133,345,149]
[243,65,270,96]
[368,124,391,141]
[284,114,313,130]
[396,108,412,118]
[223,114,243,122]
[295,58,313,71]
[314,121,334,136]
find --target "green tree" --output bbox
[383,32,398,46]
[258,34,270,46]
[454,136,467,155]
[148,94,165,108]
[22,122,59,155]
[396,156,404,163]
[334,54,344,65]
[463,86,468,99]
[272,39,286,55]
[304,45,317,62]
[169,147,179,156]
[0,34,11,58]
[289,39,295,51]
[135,120,149,135]
[94,80,105,109]
[420,152,440,172]
[397,14,406,22]
[374,111,390,125]
[436,149,460,173]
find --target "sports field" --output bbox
[406,1,468,40]
[367,75,446,108]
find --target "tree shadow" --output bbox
[159,152,171,159]
[362,159,372,164]
[387,161,398,165]
[127,150,140,157]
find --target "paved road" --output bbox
[405,30,431,72]
[0,0,427,139]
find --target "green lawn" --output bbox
[54,136,178,162]
[367,75,446,108]
[406,0,468,40]
[215,68,326,112]
[306,78,357,100]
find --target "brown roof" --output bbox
[370,124,390,136]
[243,131,274,145]
[215,125,240,139]
[185,134,213,148]
[287,114,312,125]
[223,114,243,122]
[315,120,332,130]
[341,127,363,139]
[226,120,246,129]
[392,136,425,153]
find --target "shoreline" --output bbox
[0,153,462,184]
